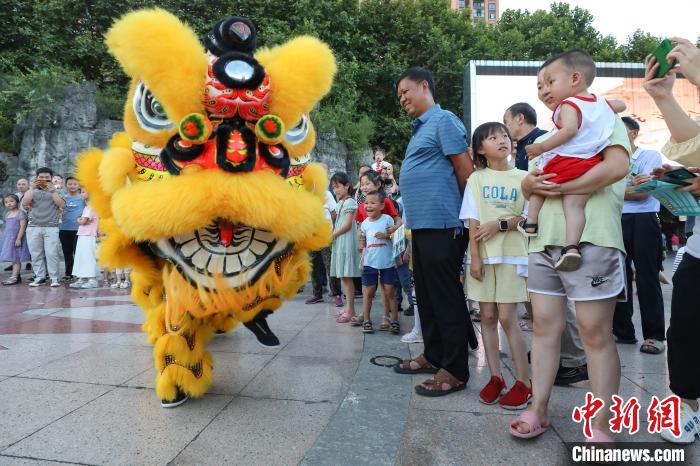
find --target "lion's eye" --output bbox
[285,114,309,144]
[133,80,173,132]
[151,100,166,117]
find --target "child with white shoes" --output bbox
[70,194,100,289]
[110,268,132,289]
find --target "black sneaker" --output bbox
[554,364,588,386]
[243,312,280,348]
[614,336,638,345]
[161,387,189,408]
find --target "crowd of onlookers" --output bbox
[0,169,130,289]
[304,40,700,445]
[3,38,699,446]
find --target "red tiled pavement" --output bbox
[0,280,143,335]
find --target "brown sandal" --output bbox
[415,369,466,397]
[393,354,439,374]
[349,316,364,327]
[378,316,390,331]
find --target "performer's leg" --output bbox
[151,310,215,406]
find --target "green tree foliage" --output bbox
[0,0,669,164]
[623,30,664,62]
[497,3,621,61]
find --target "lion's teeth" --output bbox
[225,255,241,274]
[191,249,210,269]
[173,232,196,244]
[254,230,274,243]
[180,241,200,258]
[250,239,267,256]
[207,253,225,274]
[241,251,256,267]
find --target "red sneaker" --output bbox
[479,375,506,405]
[499,380,532,410]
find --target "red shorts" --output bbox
[542,154,603,184]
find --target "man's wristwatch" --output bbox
[498,219,509,232]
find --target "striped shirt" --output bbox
[400,104,468,229]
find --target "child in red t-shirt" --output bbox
[355,170,401,224]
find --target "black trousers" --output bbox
[310,248,341,297]
[59,229,78,277]
[613,213,665,341]
[668,253,700,400]
[412,228,471,383]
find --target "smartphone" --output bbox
[660,167,697,186]
[652,39,677,78]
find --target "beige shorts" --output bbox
[466,263,528,303]
[527,244,626,302]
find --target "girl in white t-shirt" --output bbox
[460,122,531,410]
[70,193,100,289]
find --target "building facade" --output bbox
[450,0,499,25]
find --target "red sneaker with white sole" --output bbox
[479,375,506,404]
[499,380,532,410]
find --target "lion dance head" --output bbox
[76,9,336,404]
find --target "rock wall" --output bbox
[0,82,122,194]
[312,129,372,184]
[0,82,368,194]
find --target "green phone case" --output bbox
[652,39,677,78]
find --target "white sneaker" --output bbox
[401,330,423,343]
[50,279,60,287]
[661,401,700,444]
[69,280,85,288]
[110,281,120,289]
[80,279,99,289]
[119,280,131,289]
[28,279,44,287]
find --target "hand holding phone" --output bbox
[659,167,698,186]
[651,39,678,78]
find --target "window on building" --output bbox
[489,12,496,19]
[458,0,465,8]
[489,2,496,10]
[474,9,484,17]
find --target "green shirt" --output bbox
[528,116,631,253]
[462,167,529,260]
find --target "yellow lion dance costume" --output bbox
[76,9,336,407]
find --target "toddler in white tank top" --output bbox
[519,50,621,271]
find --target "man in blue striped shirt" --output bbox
[392,67,475,396]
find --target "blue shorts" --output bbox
[362,266,397,287]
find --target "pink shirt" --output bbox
[76,205,99,237]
